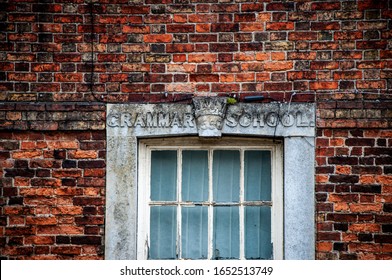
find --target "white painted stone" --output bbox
[106,100,316,259]
[106,102,315,137]
[284,137,315,260]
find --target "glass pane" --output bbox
[245,150,271,201]
[213,207,239,259]
[213,150,240,202]
[151,151,177,201]
[182,150,208,202]
[245,206,272,259]
[181,207,208,259]
[150,206,177,259]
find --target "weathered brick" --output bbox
[51,246,81,255]
[0,0,391,262]
[144,34,173,43]
[384,204,392,212]
[71,236,102,245]
[188,54,217,63]
[327,214,357,223]
[318,232,341,241]
[73,197,104,206]
[352,185,382,194]
[210,43,239,52]
[190,74,219,83]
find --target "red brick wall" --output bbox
[2,0,390,102]
[0,131,106,259]
[1,0,391,259]
[316,98,392,259]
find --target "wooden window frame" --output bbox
[137,137,283,260]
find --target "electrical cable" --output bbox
[89,2,105,103]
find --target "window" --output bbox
[137,137,283,260]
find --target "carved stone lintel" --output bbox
[192,97,227,137]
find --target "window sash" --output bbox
[137,138,283,260]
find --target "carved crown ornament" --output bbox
[192,97,228,137]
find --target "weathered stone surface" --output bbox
[106,101,316,137]
[193,97,227,137]
[106,99,316,260]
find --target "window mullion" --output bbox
[177,149,182,259]
[239,149,245,260]
[208,148,213,260]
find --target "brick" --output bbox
[8,73,36,82]
[3,246,34,256]
[334,243,348,251]
[54,73,83,83]
[264,82,292,91]
[210,43,238,52]
[345,138,375,146]
[47,141,78,149]
[53,54,81,62]
[77,160,105,169]
[311,22,340,30]
[52,170,82,178]
[327,214,357,223]
[267,3,295,11]
[310,81,339,90]
[5,168,35,178]
[352,185,382,194]
[334,223,349,231]
[333,51,362,59]
[289,32,317,41]
[73,197,104,206]
[364,148,391,156]
[242,3,264,12]
[210,4,239,13]
[318,232,341,241]
[190,74,219,83]
[358,0,388,11]
[266,22,294,30]
[166,44,194,53]
[188,54,217,63]
[26,216,57,225]
[97,54,127,62]
[329,194,359,203]
[384,204,392,212]
[333,71,362,80]
[349,223,381,233]
[312,2,341,10]
[5,226,35,236]
[382,225,392,233]
[264,61,293,71]
[144,34,172,43]
[211,83,240,92]
[374,235,392,243]
[145,54,171,63]
[189,34,217,43]
[235,13,256,22]
[51,246,81,255]
[211,23,239,32]
[329,175,359,184]
[75,216,104,225]
[240,43,263,52]
[122,6,150,14]
[167,24,195,33]
[352,166,382,175]
[71,236,102,245]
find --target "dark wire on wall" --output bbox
[88,2,105,103]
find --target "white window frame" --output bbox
[137,137,283,260]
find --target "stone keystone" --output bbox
[192,97,228,137]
